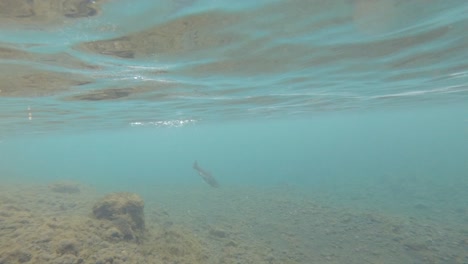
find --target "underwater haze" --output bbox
[0,0,468,263]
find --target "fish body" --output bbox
[193,161,219,188]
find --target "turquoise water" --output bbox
[1,0,468,263]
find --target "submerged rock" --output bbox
[92,192,145,242]
[0,249,32,263]
[48,181,81,194]
[56,238,80,256]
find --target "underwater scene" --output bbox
[0,0,468,263]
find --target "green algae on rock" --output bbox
[92,192,145,242]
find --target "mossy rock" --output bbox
[92,192,145,242]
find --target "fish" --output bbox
[193,161,219,188]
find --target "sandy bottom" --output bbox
[0,181,467,264]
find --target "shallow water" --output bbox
[1,0,468,263]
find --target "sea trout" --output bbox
[193,161,219,188]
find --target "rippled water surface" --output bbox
[0,0,467,135]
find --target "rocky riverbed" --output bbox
[0,181,467,264]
